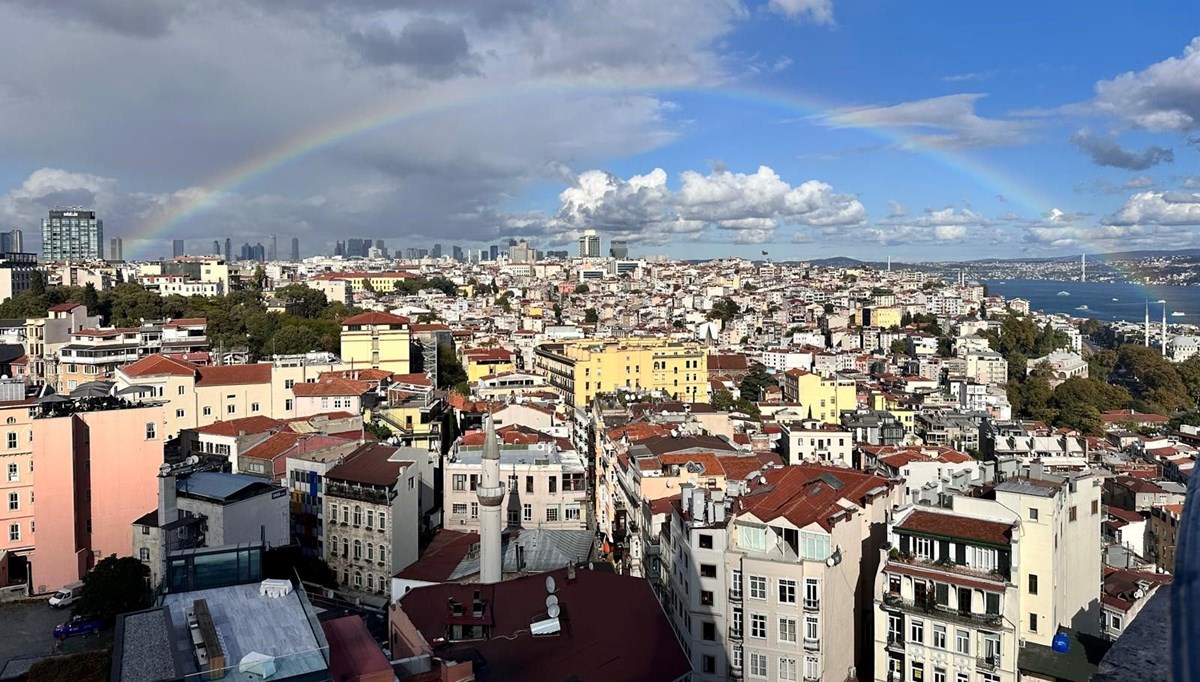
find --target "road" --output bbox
[0,600,108,672]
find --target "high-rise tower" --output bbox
[42,209,103,261]
[476,415,505,584]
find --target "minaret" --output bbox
[1144,302,1150,347]
[1081,253,1086,282]
[476,415,505,584]
[1162,300,1168,356]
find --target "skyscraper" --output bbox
[0,230,23,254]
[268,234,277,261]
[110,237,124,261]
[610,239,628,259]
[42,209,103,261]
[451,245,463,262]
[172,239,185,257]
[347,238,365,257]
[488,244,500,261]
[335,241,345,257]
[212,240,221,256]
[510,239,536,264]
[431,243,442,259]
[224,238,232,262]
[578,229,600,258]
[290,237,300,261]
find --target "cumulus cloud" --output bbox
[1069,129,1174,170]
[818,94,1032,148]
[1103,190,1200,226]
[543,165,865,245]
[6,0,185,38]
[348,18,481,80]
[1182,176,1200,189]
[768,0,835,25]
[1094,37,1200,132]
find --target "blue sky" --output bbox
[0,1,1198,260]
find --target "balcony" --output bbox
[976,656,999,671]
[730,665,743,679]
[729,588,742,602]
[804,638,820,652]
[803,598,820,611]
[729,627,743,641]
[885,633,905,652]
[881,593,1004,629]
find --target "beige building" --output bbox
[340,311,412,374]
[534,337,708,408]
[965,352,1008,387]
[664,464,900,682]
[444,440,587,533]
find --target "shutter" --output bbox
[899,534,911,556]
[938,539,950,561]
[998,550,1010,578]
[955,542,967,565]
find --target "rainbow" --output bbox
[131,81,1071,260]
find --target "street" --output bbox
[0,600,108,673]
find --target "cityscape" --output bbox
[0,3,1198,682]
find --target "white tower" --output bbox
[1144,302,1150,347]
[1081,253,1086,282]
[1162,300,1168,356]
[477,415,505,584]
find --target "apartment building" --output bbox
[114,353,346,439]
[339,311,412,374]
[461,347,517,382]
[31,397,164,593]
[964,352,1008,387]
[57,327,142,390]
[444,439,587,533]
[664,464,899,682]
[1146,503,1182,573]
[779,369,857,424]
[23,303,101,387]
[324,443,422,595]
[0,387,35,587]
[533,338,708,408]
[778,420,853,467]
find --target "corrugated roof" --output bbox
[176,472,274,501]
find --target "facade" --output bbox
[778,420,853,466]
[42,209,103,261]
[0,252,37,303]
[780,369,857,423]
[578,229,601,258]
[509,239,536,264]
[324,443,421,595]
[31,399,164,593]
[1146,503,1182,573]
[534,338,708,408]
[57,327,142,390]
[340,311,412,373]
[445,440,587,533]
[461,347,517,382]
[965,352,1009,386]
[284,438,366,558]
[0,397,35,584]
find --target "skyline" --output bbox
[0,3,1199,259]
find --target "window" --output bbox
[178,384,186,395]
[1092,499,1100,515]
[227,404,236,415]
[378,513,385,530]
[803,615,819,643]
[1110,613,1124,631]
[731,570,742,597]
[749,575,767,600]
[732,607,743,635]
[452,503,467,515]
[353,506,363,526]
[453,474,467,491]
[145,422,156,439]
[203,406,212,416]
[804,578,819,609]
[342,507,349,524]
[548,476,557,494]
[910,662,924,682]
[749,652,767,677]
[779,657,797,681]
[1029,574,1039,595]
[7,493,17,511]
[1029,612,1038,632]
[367,574,375,591]
[140,547,151,561]
[353,540,362,559]
[366,510,374,528]
[779,617,798,643]
[285,379,294,389]
[732,646,743,671]
[969,545,998,572]
[1029,507,1039,521]
[804,656,819,681]
[956,674,969,682]
[366,543,374,561]
[379,547,386,565]
[800,531,831,561]
[6,432,15,449]
[9,523,18,541]
[6,463,16,482]
[932,624,946,649]
[909,618,924,644]
[779,578,797,604]
[702,622,716,641]
[523,504,532,521]
[981,633,1001,665]
[986,592,1000,615]
[546,507,558,522]
[700,564,717,578]
[565,505,580,521]
[750,613,767,639]
[471,503,479,519]
[342,539,348,557]
[285,399,293,411]
[526,476,534,493]
[175,409,185,418]
[354,571,363,588]
[702,655,716,674]
[955,629,970,654]
[913,536,933,559]
[251,402,260,413]
[739,525,767,552]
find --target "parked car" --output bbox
[48,581,84,609]
[53,616,102,640]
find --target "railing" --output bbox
[882,593,1004,628]
[976,656,999,671]
[803,598,820,611]
[804,638,820,651]
[886,633,904,651]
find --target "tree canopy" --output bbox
[73,556,151,623]
[708,297,740,324]
[738,363,776,402]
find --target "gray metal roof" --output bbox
[176,472,273,501]
[995,478,1059,498]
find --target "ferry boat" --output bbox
[1172,311,1186,317]
[1057,291,1070,296]
[1075,305,1089,311]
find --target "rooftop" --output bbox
[898,509,1013,546]
[326,442,410,487]
[176,472,281,503]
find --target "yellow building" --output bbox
[781,368,857,424]
[533,338,708,408]
[312,271,419,294]
[461,348,517,383]
[340,311,412,373]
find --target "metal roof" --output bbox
[176,472,272,501]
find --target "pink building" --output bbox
[31,402,164,593]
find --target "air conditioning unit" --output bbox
[1018,638,1027,649]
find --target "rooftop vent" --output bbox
[259,578,292,598]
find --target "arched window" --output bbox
[353,539,362,560]
[342,539,349,557]
[378,513,386,531]
[330,536,338,556]
[354,571,363,588]
[367,574,375,591]
[379,547,386,565]
[366,510,374,528]
[353,505,363,526]
[366,543,374,561]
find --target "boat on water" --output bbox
[1172,311,1186,317]
[1076,305,1089,311]
[1057,291,1070,296]
[1112,298,1119,301]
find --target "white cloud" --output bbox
[818,94,1033,148]
[1123,175,1155,189]
[543,165,865,245]
[1182,176,1200,189]
[768,0,834,25]
[1094,37,1200,132]
[1104,190,1200,226]
[942,70,997,83]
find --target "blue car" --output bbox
[53,616,103,639]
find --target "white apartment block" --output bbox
[444,441,587,532]
[778,420,854,467]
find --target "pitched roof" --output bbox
[341,311,410,326]
[195,363,272,387]
[899,509,1013,546]
[326,443,408,487]
[736,464,893,531]
[163,317,207,328]
[321,616,392,682]
[192,415,286,437]
[291,376,371,397]
[121,354,197,378]
[395,529,480,582]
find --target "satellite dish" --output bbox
[547,604,561,618]
[546,595,558,609]
[545,576,557,594]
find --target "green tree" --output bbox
[823,302,834,315]
[711,388,735,411]
[738,363,776,401]
[584,308,599,325]
[269,324,322,355]
[363,420,393,440]
[1086,349,1119,382]
[574,283,590,294]
[437,343,468,390]
[1118,345,1193,414]
[889,339,907,354]
[30,271,46,298]
[72,556,151,623]
[81,283,100,313]
[708,297,740,324]
[273,284,329,319]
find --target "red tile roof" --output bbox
[395,529,480,582]
[292,376,371,397]
[717,453,783,482]
[121,354,197,377]
[737,464,894,531]
[163,318,207,328]
[327,443,409,487]
[321,616,392,682]
[899,509,1013,546]
[192,415,286,437]
[341,311,410,326]
[196,363,272,387]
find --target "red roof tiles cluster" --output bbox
[736,464,894,531]
[341,311,411,326]
[898,509,1013,546]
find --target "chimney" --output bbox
[158,471,177,526]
